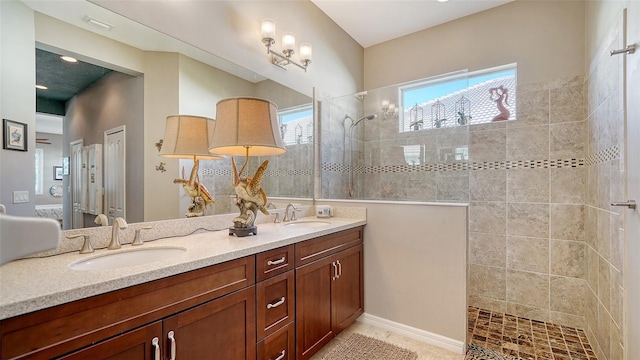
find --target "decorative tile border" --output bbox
[321,145,619,174]
[202,168,313,177]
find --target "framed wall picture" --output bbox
[3,119,28,151]
[54,166,63,180]
[62,156,70,175]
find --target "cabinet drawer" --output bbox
[256,245,294,282]
[257,321,295,360]
[256,271,295,340]
[295,226,363,267]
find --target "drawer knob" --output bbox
[267,257,286,266]
[267,297,286,309]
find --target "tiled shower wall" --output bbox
[583,11,625,360]
[467,76,589,329]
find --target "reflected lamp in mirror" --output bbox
[159,115,224,218]
[209,97,287,237]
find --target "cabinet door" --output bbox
[162,287,256,360]
[57,321,162,360]
[295,255,335,360]
[332,244,364,334]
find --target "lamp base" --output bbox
[229,226,257,237]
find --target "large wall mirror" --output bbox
[10,0,313,230]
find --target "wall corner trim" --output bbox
[357,312,466,354]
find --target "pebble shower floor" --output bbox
[467,307,598,360]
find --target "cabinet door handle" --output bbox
[267,297,286,309]
[332,262,338,281]
[151,337,160,360]
[274,349,286,360]
[168,331,176,360]
[336,260,342,278]
[267,256,286,266]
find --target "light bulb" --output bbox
[282,32,296,53]
[261,18,276,41]
[300,43,312,61]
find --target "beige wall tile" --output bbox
[550,82,586,124]
[469,129,506,162]
[468,295,507,314]
[507,168,549,203]
[549,311,586,329]
[507,203,549,238]
[610,319,623,360]
[469,232,506,267]
[598,256,611,312]
[506,270,549,308]
[610,216,623,271]
[550,239,586,279]
[550,204,585,241]
[587,245,599,292]
[597,301,611,360]
[585,205,598,249]
[549,121,586,159]
[470,201,507,235]
[550,276,585,315]
[609,266,622,329]
[506,125,550,161]
[506,236,549,273]
[470,170,506,201]
[597,161,611,210]
[506,302,550,322]
[469,264,506,300]
[550,167,586,204]
[597,208,611,261]
[512,88,549,127]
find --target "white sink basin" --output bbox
[69,247,186,271]
[284,220,331,228]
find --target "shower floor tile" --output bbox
[467,307,597,360]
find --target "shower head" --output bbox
[350,114,377,128]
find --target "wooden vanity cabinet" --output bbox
[0,256,255,360]
[295,227,364,360]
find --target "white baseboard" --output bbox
[357,313,466,354]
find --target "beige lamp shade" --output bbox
[209,97,287,156]
[160,115,224,160]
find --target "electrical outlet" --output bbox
[12,191,29,204]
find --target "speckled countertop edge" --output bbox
[0,207,366,320]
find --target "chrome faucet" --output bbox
[283,203,298,222]
[108,217,128,250]
[266,202,280,223]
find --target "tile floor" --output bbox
[310,307,598,360]
[309,321,465,360]
[467,307,597,360]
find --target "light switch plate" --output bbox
[12,191,29,204]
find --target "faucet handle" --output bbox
[291,209,297,221]
[67,234,93,254]
[273,212,281,223]
[132,226,153,246]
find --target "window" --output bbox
[278,104,313,146]
[399,64,517,132]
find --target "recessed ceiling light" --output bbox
[61,55,78,63]
[438,0,450,2]
[35,85,48,90]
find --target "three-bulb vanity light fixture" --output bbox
[261,18,312,72]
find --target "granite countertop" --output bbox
[0,216,366,320]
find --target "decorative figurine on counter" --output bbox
[230,157,270,235]
[489,85,510,121]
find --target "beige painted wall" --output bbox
[364,0,585,89]
[0,1,35,216]
[323,200,468,346]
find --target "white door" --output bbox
[104,126,126,223]
[625,4,640,360]
[70,140,84,229]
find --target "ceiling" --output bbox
[311,0,514,48]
